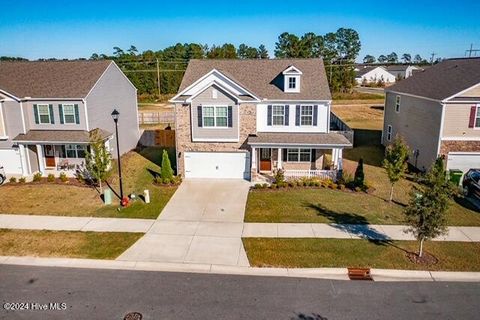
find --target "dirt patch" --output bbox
[406,251,439,266]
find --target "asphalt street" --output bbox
[1,265,479,320]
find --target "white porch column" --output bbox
[251,147,257,170]
[18,145,29,176]
[277,148,282,169]
[332,148,339,168]
[36,144,45,173]
[337,148,343,170]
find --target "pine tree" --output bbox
[160,150,174,182]
[354,158,365,187]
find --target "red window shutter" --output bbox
[468,106,477,128]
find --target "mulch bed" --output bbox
[406,251,439,266]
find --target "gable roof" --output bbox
[355,66,389,77]
[0,60,112,99]
[177,58,331,101]
[386,58,480,100]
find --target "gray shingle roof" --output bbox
[248,132,352,147]
[13,129,112,143]
[355,66,384,77]
[178,58,331,101]
[386,58,480,100]
[0,60,112,99]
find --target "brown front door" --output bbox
[259,148,271,171]
[44,145,56,168]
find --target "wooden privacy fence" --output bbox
[138,112,175,125]
[155,130,175,147]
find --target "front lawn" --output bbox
[0,229,142,259]
[243,238,480,271]
[0,147,177,219]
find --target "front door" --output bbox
[259,148,271,171]
[44,145,56,168]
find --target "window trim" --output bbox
[271,105,285,126]
[62,104,77,124]
[286,148,311,163]
[37,104,51,124]
[300,105,314,126]
[475,105,480,129]
[202,105,228,128]
[395,95,401,113]
[65,144,87,158]
[387,125,392,141]
[288,77,297,89]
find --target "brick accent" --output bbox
[175,103,256,176]
[439,140,480,155]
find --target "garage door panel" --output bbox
[185,152,250,179]
[447,153,480,173]
[0,149,22,174]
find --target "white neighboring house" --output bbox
[385,65,422,80]
[355,66,396,84]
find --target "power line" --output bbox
[465,43,480,57]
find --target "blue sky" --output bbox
[1,0,479,61]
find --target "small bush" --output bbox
[19,177,26,183]
[314,181,321,187]
[253,183,263,189]
[33,172,42,182]
[274,169,285,184]
[270,183,278,189]
[288,181,296,187]
[162,177,171,185]
[160,150,174,181]
[47,174,55,182]
[9,177,17,183]
[59,172,68,182]
[262,183,268,189]
[354,186,362,192]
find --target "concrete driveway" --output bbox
[118,179,251,266]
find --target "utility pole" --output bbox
[465,43,480,57]
[156,58,161,97]
[430,52,436,65]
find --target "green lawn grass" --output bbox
[0,229,142,259]
[243,238,480,271]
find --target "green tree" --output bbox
[161,150,174,181]
[413,54,423,64]
[363,55,376,64]
[127,45,138,56]
[258,44,269,59]
[378,55,388,63]
[404,157,453,257]
[89,53,100,60]
[383,136,410,202]
[387,52,398,63]
[402,53,412,63]
[237,44,259,59]
[85,130,112,193]
[113,46,125,58]
[354,158,365,187]
[335,28,361,61]
[274,32,301,58]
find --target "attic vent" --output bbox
[212,89,218,99]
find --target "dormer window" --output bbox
[282,65,302,93]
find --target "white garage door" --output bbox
[0,148,23,174]
[184,152,250,179]
[447,153,480,173]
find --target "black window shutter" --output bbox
[311,149,316,163]
[74,104,80,124]
[228,106,233,128]
[267,105,272,126]
[197,106,203,127]
[49,104,55,124]
[282,149,288,162]
[284,105,289,125]
[295,105,301,126]
[313,105,318,126]
[59,104,64,124]
[33,104,39,124]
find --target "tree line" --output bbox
[362,52,441,65]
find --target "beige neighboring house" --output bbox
[385,65,422,79]
[170,59,353,181]
[382,57,480,172]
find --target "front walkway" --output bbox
[117,179,251,266]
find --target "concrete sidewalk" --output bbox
[0,214,153,233]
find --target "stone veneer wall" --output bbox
[439,140,480,155]
[175,103,256,176]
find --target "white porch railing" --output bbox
[284,169,337,180]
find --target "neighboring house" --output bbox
[355,66,396,84]
[0,60,139,177]
[385,65,421,80]
[382,57,480,172]
[170,59,353,181]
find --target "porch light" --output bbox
[111,109,120,122]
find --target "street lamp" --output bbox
[111,109,125,206]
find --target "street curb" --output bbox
[1,256,479,282]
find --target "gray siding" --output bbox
[383,92,443,170]
[0,100,24,149]
[190,85,239,141]
[86,63,139,157]
[23,100,87,131]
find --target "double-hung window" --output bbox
[38,104,51,124]
[387,125,392,141]
[272,105,285,126]
[395,96,401,113]
[65,144,87,158]
[287,148,311,162]
[288,77,297,89]
[300,105,313,126]
[476,106,480,128]
[62,104,76,124]
[202,106,228,128]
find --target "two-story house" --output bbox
[171,58,353,181]
[0,60,140,177]
[383,57,480,172]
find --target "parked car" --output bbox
[462,169,480,199]
[0,166,5,185]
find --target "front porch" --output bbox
[248,132,353,182]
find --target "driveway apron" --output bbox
[117,179,251,266]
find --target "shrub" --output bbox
[253,183,263,189]
[160,150,174,181]
[354,158,365,187]
[19,177,26,183]
[9,177,17,183]
[270,183,278,189]
[354,186,362,192]
[288,181,296,188]
[33,172,42,182]
[59,172,68,183]
[308,181,316,187]
[314,181,321,187]
[262,183,268,189]
[162,177,171,185]
[274,169,285,184]
[47,174,55,182]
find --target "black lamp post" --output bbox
[111,109,124,205]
